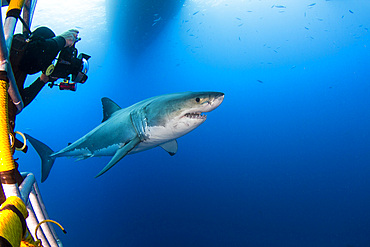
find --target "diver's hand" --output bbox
[40,73,57,83]
[59,29,79,47]
[40,73,49,83]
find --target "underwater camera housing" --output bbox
[48,39,91,91]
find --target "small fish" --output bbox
[239,37,241,41]
[236,17,241,20]
[238,23,243,27]
[317,18,324,21]
[274,5,286,8]
[349,10,354,14]
[153,17,161,22]
[305,27,309,30]
[290,65,296,69]
[193,11,200,15]
[308,3,316,7]
[257,80,264,83]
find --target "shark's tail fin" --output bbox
[24,134,56,183]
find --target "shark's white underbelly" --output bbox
[60,144,121,158]
[62,140,162,159]
[130,140,165,154]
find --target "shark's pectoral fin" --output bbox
[95,136,141,178]
[160,140,178,156]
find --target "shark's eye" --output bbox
[195,97,200,103]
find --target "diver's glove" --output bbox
[59,29,79,47]
[40,73,57,84]
[40,73,49,84]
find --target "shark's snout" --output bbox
[204,92,224,112]
[213,93,224,107]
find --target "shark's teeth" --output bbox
[185,112,207,119]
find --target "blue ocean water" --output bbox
[12,0,370,246]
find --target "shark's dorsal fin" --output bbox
[160,140,178,156]
[101,97,122,122]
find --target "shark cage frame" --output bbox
[0,0,63,246]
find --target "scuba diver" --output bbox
[0,27,80,205]
[8,26,79,130]
[0,2,89,245]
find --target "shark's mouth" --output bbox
[185,112,207,119]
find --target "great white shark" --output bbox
[25,91,224,182]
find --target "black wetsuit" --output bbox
[11,35,66,107]
[0,35,66,205]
